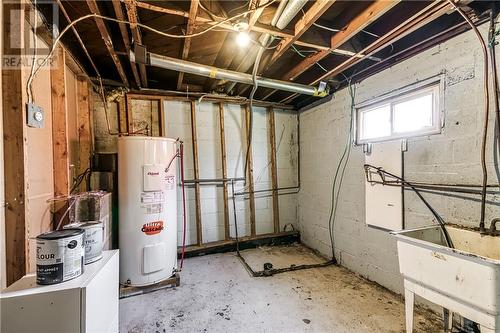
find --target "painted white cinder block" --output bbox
[298,22,500,297]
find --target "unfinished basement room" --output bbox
[1,0,500,332]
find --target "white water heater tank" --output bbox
[118,136,178,286]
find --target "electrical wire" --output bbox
[291,45,328,72]
[27,0,278,100]
[243,41,265,181]
[327,75,355,261]
[26,0,38,103]
[198,1,227,21]
[448,0,490,233]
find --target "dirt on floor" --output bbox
[120,244,443,333]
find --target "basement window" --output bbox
[356,83,441,144]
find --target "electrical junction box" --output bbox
[26,103,45,128]
[143,164,165,192]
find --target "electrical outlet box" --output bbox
[26,103,44,128]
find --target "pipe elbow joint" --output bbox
[489,218,500,236]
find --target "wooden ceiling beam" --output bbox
[86,0,129,87]
[269,0,335,65]
[279,0,451,104]
[248,0,266,29]
[204,33,238,92]
[177,0,200,90]
[112,0,141,88]
[205,0,266,93]
[56,0,100,77]
[124,0,148,87]
[262,0,400,101]
[282,0,401,83]
[134,1,331,49]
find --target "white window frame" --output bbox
[355,78,443,144]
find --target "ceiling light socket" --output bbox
[234,20,249,32]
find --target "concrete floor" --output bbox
[120,244,443,333]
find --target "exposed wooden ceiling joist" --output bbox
[56,0,100,77]
[86,0,129,87]
[269,0,335,65]
[248,0,266,29]
[134,1,330,50]
[280,0,452,104]
[177,0,200,90]
[111,0,141,88]
[261,0,401,101]
[124,0,148,87]
[282,0,401,82]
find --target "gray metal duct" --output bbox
[275,0,308,30]
[225,0,305,93]
[131,51,327,97]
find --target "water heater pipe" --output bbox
[131,51,328,97]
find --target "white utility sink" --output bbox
[392,225,500,332]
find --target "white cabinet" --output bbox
[1,250,119,333]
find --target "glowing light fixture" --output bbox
[234,21,250,48]
[236,31,250,47]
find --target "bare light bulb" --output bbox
[236,31,250,48]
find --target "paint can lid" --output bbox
[63,221,102,229]
[37,228,84,240]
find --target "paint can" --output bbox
[64,222,104,264]
[36,229,84,285]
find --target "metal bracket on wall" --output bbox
[400,138,408,152]
[363,143,372,155]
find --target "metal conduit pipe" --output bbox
[132,51,328,97]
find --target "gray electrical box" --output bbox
[26,103,44,128]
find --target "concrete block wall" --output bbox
[298,22,500,295]
[163,102,299,245]
[93,97,299,246]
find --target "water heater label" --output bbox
[143,164,166,191]
[142,203,163,214]
[141,221,164,235]
[165,175,175,190]
[141,191,164,204]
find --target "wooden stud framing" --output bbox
[124,0,148,87]
[126,94,133,133]
[86,0,129,87]
[218,103,230,240]
[177,0,200,90]
[268,107,280,233]
[111,0,141,88]
[77,78,91,190]
[245,105,256,237]
[190,101,203,245]
[159,98,165,136]
[2,1,26,285]
[51,45,70,198]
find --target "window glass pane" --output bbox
[360,104,391,140]
[393,93,434,133]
